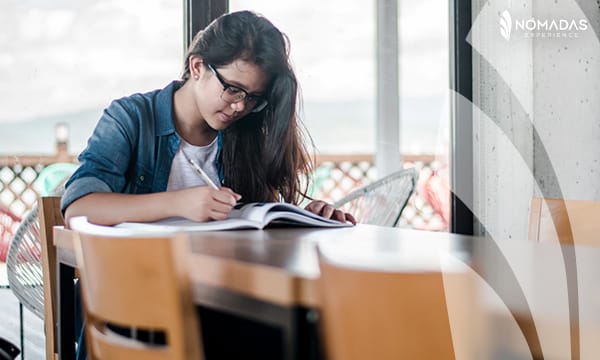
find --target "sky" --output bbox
[0,0,182,123]
[231,0,449,100]
[0,0,448,121]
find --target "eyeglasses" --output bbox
[207,64,268,113]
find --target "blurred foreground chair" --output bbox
[528,197,600,245]
[39,196,64,360]
[317,237,475,360]
[333,168,418,226]
[7,196,65,360]
[71,217,203,360]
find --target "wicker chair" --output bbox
[6,195,68,360]
[6,162,74,315]
[6,205,44,319]
[333,168,418,227]
[4,163,75,358]
[4,206,40,360]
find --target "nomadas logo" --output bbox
[499,9,589,41]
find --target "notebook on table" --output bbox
[117,202,352,232]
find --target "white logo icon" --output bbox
[500,10,512,41]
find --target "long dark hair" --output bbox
[182,11,313,204]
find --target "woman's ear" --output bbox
[189,56,204,79]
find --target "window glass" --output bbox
[230,0,377,154]
[399,0,450,155]
[0,0,183,154]
[230,1,450,230]
[230,1,449,156]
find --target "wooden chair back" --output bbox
[317,248,464,360]
[529,197,600,245]
[38,196,64,360]
[73,227,202,360]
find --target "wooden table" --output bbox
[53,225,600,359]
[53,225,475,359]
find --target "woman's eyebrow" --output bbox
[219,72,265,95]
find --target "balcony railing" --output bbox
[0,151,449,231]
[311,154,448,230]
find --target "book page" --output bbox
[117,202,351,232]
[117,217,261,232]
[234,202,350,227]
[230,202,283,223]
[71,216,178,236]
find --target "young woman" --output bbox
[66,11,356,360]
[62,10,355,225]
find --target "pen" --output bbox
[181,151,220,190]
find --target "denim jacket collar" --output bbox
[155,80,182,137]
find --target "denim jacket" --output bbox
[61,81,224,214]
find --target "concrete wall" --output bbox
[532,0,600,200]
[469,0,600,241]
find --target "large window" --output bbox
[229,1,450,229]
[399,0,449,155]
[230,0,377,155]
[229,0,449,157]
[0,0,183,155]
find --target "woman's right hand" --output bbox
[174,186,242,221]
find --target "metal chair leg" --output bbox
[0,336,20,359]
[19,303,23,360]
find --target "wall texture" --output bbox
[469,0,600,241]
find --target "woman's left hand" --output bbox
[304,200,357,225]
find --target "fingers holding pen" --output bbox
[209,187,241,217]
[213,186,242,205]
[175,186,241,221]
[207,187,241,220]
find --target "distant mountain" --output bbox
[0,97,445,156]
[0,108,102,155]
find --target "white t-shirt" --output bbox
[166,137,220,191]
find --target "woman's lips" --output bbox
[219,112,235,123]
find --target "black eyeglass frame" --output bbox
[207,64,268,113]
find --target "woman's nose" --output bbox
[231,100,246,112]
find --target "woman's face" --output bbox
[190,57,269,130]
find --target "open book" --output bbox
[117,202,353,232]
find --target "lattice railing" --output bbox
[0,153,75,217]
[313,154,449,231]
[0,153,449,231]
